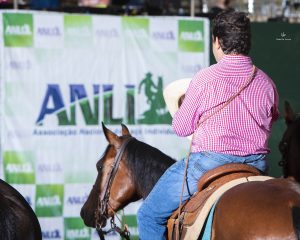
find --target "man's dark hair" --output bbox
[212,11,251,55]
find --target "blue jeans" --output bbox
[137,151,267,240]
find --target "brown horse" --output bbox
[81,123,300,239]
[279,101,300,182]
[0,179,42,240]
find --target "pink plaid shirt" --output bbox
[172,55,279,156]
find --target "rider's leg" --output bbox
[137,152,222,240]
[137,152,267,240]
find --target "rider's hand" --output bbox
[178,94,185,108]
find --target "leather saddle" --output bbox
[167,163,262,239]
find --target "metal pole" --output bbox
[13,0,18,10]
[190,0,195,17]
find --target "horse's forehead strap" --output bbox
[115,136,135,150]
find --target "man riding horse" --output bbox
[137,10,279,239]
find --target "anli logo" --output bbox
[36,195,61,207]
[66,26,91,37]
[152,30,175,40]
[67,195,88,205]
[66,228,89,238]
[6,162,33,174]
[42,229,62,239]
[35,84,135,126]
[180,30,203,41]
[5,24,32,35]
[37,27,61,37]
[38,163,62,173]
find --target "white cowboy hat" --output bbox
[163,78,192,117]
[164,78,193,141]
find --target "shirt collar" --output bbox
[219,54,252,65]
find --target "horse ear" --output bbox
[121,123,131,136]
[284,101,296,125]
[102,122,121,147]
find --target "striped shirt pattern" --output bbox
[172,55,279,156]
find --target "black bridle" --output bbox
[279,138,290,178]
[95,136,134,240]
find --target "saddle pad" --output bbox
[199,201,218,240]
[183,176,273,240]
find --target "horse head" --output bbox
[279,101,300,182]
[80,123,140,229]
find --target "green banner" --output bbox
[3,13,33,47]
[0,11,210,239]
[178,19,204,52]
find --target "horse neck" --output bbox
[285,123,300,183]
[287,153,300,183]
[283,128,300,182]
[125,140,175,199]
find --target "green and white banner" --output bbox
[0,11,210,239]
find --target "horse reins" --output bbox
[176,65,257,236]
[95,136,134,240]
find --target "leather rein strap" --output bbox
[95,136,134,240]
[100,136,134,202]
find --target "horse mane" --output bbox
[281,116,300,183]
[0,179,42,240]
[0,194,17,240]
[124,138,176,198]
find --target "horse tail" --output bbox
[293,207,300,239]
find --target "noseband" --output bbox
[95,136,134,240]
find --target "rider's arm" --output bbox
[271,84,280,122]
[172,75,206,137]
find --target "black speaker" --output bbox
[111,0,130,5]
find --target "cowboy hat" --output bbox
[163,78,192,117]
